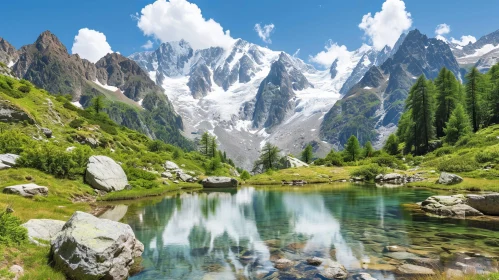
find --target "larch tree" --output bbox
[406,75,435,154]
[444,104,472,144]
[364,141,374,158]
[465,67,485,132]
[301,144,314,163]
[384,134,399,155]
[344,135,361,161]
[434,68,458,137]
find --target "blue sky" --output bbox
[1,0,499,65]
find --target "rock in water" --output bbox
[202,177,239,188]
[437,172,463,185]
[22,219,65,244]
[3,183,48,197]
[0,153,20,166]
[421,195,483,218]
[51,211,144,280]
[396,264,435,275]
[466,193,499,215]
[319,261,348,279]
[85,156,129,192]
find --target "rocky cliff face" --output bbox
[0,38,18,66]
[321,29,460,149]
[451,29,499,72]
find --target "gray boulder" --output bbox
[0,162,10,170]
[421,195,483,218]
[22,219,65,244]
[41,127,52,138]
[466,193,499,215]
[438,172,463,185]
[3,183,48,197]
[202,177,239,188]
[318,260,348,279]
[51,211,144,280]
[0,153,20,166]
[177,172,195,182]
[164,161,179,171]
[98,205,128,222]
[396,264,435,275]
[161,171,173,179]
[284,156,309,168]
[85,156,129,192]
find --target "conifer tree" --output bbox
[465,67,485,132]
[91,95,105,114]
[301,144,314,163]
[199,132,211,156]
[364,141,374,158]
[406,75,435,154]
[485,65,499,125]
[344,135,361,161]
[210,135,218,158]
[444,104,472,144]
[384,134,399,155]
[434,68,458,137]
[254,142,281,172]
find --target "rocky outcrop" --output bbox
[0,153,20,166]
[284,156,309,168]
[202,177,238,188]
[85,156,129,192]
[51,211,144,280]
[22,219,65,244]
[0,37,19,65]
[3,183,48,197]
[421,195,483,218]
[437,172,463,185]
[164,161,180,171]
[318,260,348,279]
[466,193,499,215]
[0,100,34,124]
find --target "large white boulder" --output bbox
[0,153,20,166]
[164,161,180,171]
[421,195,483,218]
[51,211,144,280]
[22,219,65,245]
[466,193,499,215]
[438,172,463,185]
[284,156,309,168]
[3,183,48,197]
[85,156,129,192]
[202,177,238,188]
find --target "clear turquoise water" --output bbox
[121,185,499,279]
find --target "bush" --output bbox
[351,164,387,181]
[476,149,499,164]
[69,119,85,129]
[371,155,406,170]
[0,211,28,246]
[434,146,454,157]
[240,170,251,180]
[0,129,32,154]
[130,179,160,189]
[124,167,157,181]
[18,143,92,178]
[438,157,479,173]
[17,85,31,93]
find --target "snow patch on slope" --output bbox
[94,79,121,93]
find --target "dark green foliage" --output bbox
[351,164,387,182]
[205,156,222,174]
[475,150,499,164]
[324,149,344,166]
[17,144,92,178]
[438,157,479,172]
[68,119,84,129]
[124,167,157,181]
[301,144,314,163]
[383,134,399,155]
[406,76,436,154]
[371,155,406,170]
[0,212,28,246]
[344,135,362,161]
[434,146,454,157]
[199,132,211,157]
[444,104,472,144]
[253,142,281,172]
[465,67,486,132]
[129,179,160,189]
[18,85,31,93]
[0,129,31,154]
[434,68,459,137]
[240,170,251,180]
[173,148,182,159]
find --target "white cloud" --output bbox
[72,28,113,63]
[135,0,235,50]
[435,35,448,43]
[435,23,450,36]
[309,40,352,67]
[450,35,477,46]
[142,40,154,49]
[358,0,412,51]
[254,23,275,44]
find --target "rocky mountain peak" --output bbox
[34,30,68,55]
[0,37,18,65]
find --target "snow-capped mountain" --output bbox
[130,39,371,168]
[450,29,499,72]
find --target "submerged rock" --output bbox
[22,219,65,244]
[319,260,348,279]
[437,172,463,185]
[352,273,377,280]
[274,258,294,270]
[3,183,48,197]
[202,177,238,188]
[421,195,483,218]
[51,211,144,280]
[395,264,435,275]
[85,155,129,192]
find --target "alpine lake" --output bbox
[99,184,499,279]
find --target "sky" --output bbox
[1,0,498,67]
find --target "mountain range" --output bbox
[1,28,498,169]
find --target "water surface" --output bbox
[121,184,499,279]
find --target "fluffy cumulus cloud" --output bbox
[451,35,477,46]
[309,41,352,68]
[435,23,451,36]
[358,0,412,50]
[135,0,235,50]
[71,28,113,63]
[142,40,154,49]
[254,23,275,44]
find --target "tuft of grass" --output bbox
[246,166,356,185]
[98,182,202,201]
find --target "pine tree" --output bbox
[406,75,435,154]
[364,141,374,158]
[396,109,415,154]
[199,132,211,156]
[210,136,218,158]
[444,104,472,144]
[384,134,399,155]
[434,68,458,138]
[301,144,314,163]
[465,67,485,132]
[344,135,361,161]
[91,95,105,114]
[486,65,499,125]
[254,142,281,172]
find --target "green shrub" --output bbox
[475,149,499,164]
[351,164,387,181]
[69,119,85,129]
[0,211,28,246]
[0,129,32,154]
[434,146,454,157]
[18,85,31,93]
[124,167,157,181]
[130,179,160,189]
[240,170,251,180]
[438,157,479,172]
[371,155,407,170]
